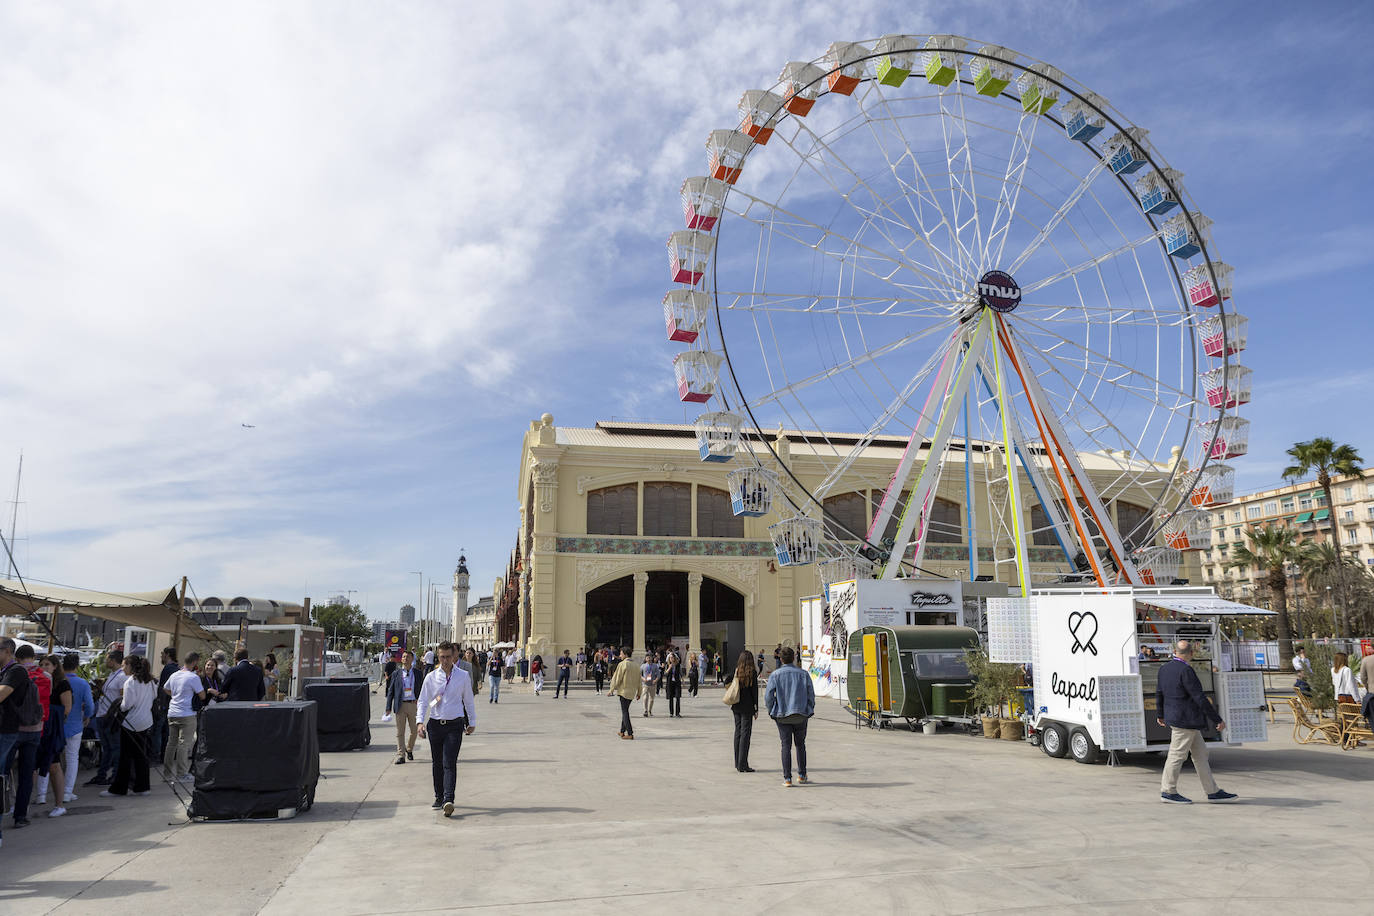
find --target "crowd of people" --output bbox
[0,637,277,849]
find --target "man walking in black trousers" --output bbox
[417,641,476,818]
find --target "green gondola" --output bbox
[847,625,980,729]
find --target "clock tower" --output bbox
[452,554,471,644]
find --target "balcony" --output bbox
[1340,514,1360,526]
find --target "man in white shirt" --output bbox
[417,641,476,818]
[423,647,436,667]
[86,650,128,786]
[162,653,207,782]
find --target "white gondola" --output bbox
[922,34,967,86]
[727,465,777,517]
[1132,546,1183,585]
[817,554,875,588]
[1183,261,1233,308]
[705,129,753,184]
[667,230,715,286]
[738,90,784,145]
[663,290,710,343]
[1163,213,1213,260]
[1199,415,1250,459]
[1199,312,1247,357]
[778,61,827,115]
[1161,508,1213,551]
[695,411,742,463]
[1105,127,1149,174]
[1202,365,1252,409]
[1189,462,1235,507]
[1016,63,1064,113]
[1062,91,1107,141]
[769,515,822,566]
[673,350,723,403]
[680,176,728,231]
[874,34,921,87]
[825,41,869,95]
[1135,168,1183,215]
[970,44,1016,96]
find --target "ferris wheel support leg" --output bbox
[963,391,978,580]
[972,360,1078,570]
[996,318,1143,586]
[867,326,966,546]
[988,326,1032,596]
[881,313,993,580]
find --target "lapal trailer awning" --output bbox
[0,578,219,642]
[1138,594,1275,616]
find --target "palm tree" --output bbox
[1283,437,1364,636]
[1230,525,1308,669]
[1296,542,1359,635]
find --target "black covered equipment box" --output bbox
[189,700,319,819]
[304,682,372,751]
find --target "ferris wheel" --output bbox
[662,35,1248,593]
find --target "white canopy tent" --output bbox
[0,578,220,644]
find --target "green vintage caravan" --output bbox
[848,625,980,727]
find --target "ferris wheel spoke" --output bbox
[743,319,958,412]
[717,291,963,319]
[1012,319,1197,405]
[1008,156,1112,274]
[981,108,1043,271]
[854,84,969,288]
[930,80,986,276]
[771,119,956,291]
[730,190,953,295]
[1020,229,1166,296]
[1014,301,1192,327]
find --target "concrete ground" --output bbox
[3,677,1369,915]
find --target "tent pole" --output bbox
[48,603,58,653]
[173,576,187,658]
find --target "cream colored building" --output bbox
[463,596,496,650]
[509,414,1195,661]
[1201,473,1373,610]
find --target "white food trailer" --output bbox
[988,587,1269,763]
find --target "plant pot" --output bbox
[922,720,938,736]
[981,717,1000,738]
[999,718,1024,741]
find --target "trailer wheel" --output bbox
[1069,727,1102,764]
[1040,721,1068,758]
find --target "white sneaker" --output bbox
[48,806,66,818]
[35,795,46,805]
[99,789,117,797]
[63,793,79,802]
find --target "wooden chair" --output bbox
[1336,702,1373,750]
[1287,697,1340,745]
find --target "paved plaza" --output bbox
[3,682,1368,914]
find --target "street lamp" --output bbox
[410,571,423,646]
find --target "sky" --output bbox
[0,0,1370,622]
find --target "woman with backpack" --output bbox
[531,655,544,695]
[101,655,157,798]
[35,653,73,816]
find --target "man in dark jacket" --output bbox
[220,649,266,702]
[1155,640,1237,804]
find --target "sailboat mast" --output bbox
[6,451,21,579]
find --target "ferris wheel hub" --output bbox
[977,269,1021,313]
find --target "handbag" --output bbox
[721,678,741,706]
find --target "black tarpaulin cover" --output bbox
[189,700,319,819]
[304,683,371,751]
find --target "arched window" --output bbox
[1029,504,1059,547]
[927,497,962,544]
[587,483,638,535]
[643,481,691,537]
[823,492,868,541]
[1115,501,1152,551]
[697,485,743,538]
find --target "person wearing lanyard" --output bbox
[417,641,476,817]
[389,650,422,765]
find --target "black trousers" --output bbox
[110,727,151,795]
[618,696,634,736]
[427,718,466,803]
[666,683,682,716]
[555,671,571,697]
[777,719,808,780]
[594,672,605,692]
[688,672,699,697]
[733,710,753,770]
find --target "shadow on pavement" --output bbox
[1227,797,1330,808]
[308,800,401,821]
[0,879,165,901]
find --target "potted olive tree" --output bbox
[964,646,1022,739]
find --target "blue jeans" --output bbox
[1,730,41,829]
[775,718,808,781]
[95,715,121,780]
[488,676,501,702]
[426,718,466,803]
[555,670,570,697]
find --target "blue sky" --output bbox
[0,0,1370,621]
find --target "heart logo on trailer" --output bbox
[1068,611,1099,655]
[977,269,1021,313]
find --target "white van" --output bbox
[324,651,348,677]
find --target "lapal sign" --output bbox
[1036,594,1133,713]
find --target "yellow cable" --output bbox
[990,319,1030,596]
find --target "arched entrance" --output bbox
[699,575,746,673]
[585,575,633,649]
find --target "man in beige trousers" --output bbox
[1155,640,1238,805]
[389,650,422,764]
